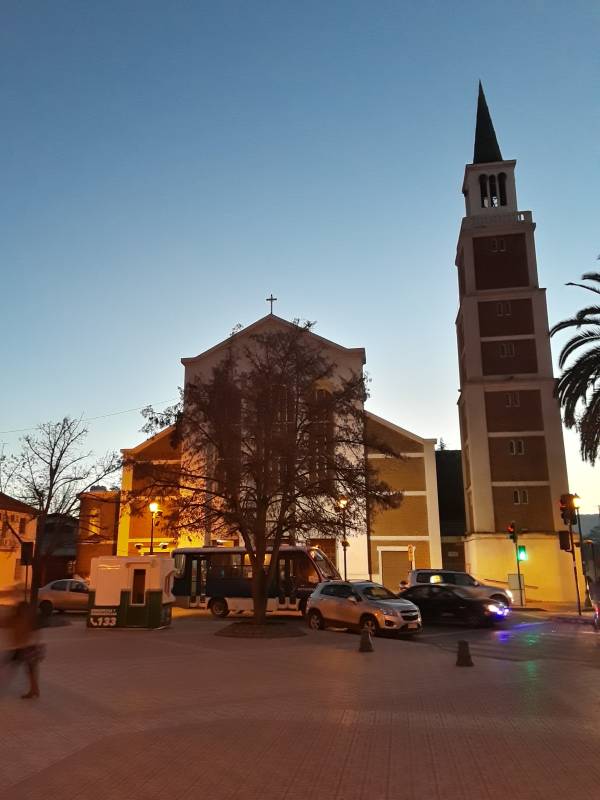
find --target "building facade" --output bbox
[112,315,442,589]
[455,84,580,601]
[0,492,38,592]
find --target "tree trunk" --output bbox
[251,567,268,625]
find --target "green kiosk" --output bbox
[88,555,175,629]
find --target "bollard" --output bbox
[456,639,473,667]
[359,627,374,653]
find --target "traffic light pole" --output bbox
[514,534,523,607]
[569,518,582,616]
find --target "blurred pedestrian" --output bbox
[2,601,44,699]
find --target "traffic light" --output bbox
[559,494,577,526]
[507,522,517,542]
[517,545,528,562]
[559,530,571,552]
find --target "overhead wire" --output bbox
[0,398,178,436]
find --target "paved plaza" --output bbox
[1,612,600,800]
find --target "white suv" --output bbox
[407,570,513,607]
[306,580,422,636]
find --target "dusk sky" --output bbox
[1,2,598,510]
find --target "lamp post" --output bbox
[338,496,349,581]
[148,502,159,555]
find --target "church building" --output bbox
[454,83,582,602]
[101,314,442,591]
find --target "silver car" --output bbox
[306,580,422,636]
[407,569,513,606]
[38,579,90,615]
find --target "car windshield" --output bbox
[360,585,397,600]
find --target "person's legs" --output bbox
[21,661,40,699]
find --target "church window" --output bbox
[479,174,489,208]
[18,517,26,536]
[513,490,520,505]
[309,388,334,491]
[498,173,507,206]
[489,174,499,207]
[521,490,529,504]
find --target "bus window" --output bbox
[242,553,270,579]
[209,553,243,578]
[174,553,186,578]
[292,552,320,586]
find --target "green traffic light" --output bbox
[517,545,528,562]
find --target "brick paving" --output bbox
[1,615,600,800]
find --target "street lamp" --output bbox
[337,496,349,581]
[149,501,159,555]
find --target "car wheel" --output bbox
[298,598,308,617]
[491,594,509,607]
[39,600,53,617]
[209,598,229,619]
[360,615,379,637]
[466,611,484,628]
[307,610,325,630]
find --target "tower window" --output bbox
[479,174,489,208]
[496,301,512,316]
[499,342,516,358]
[498,173,507,206]
[505,391,520,407]
[509,439,525,456]
[488,174,499,208]
[491,238,506,253]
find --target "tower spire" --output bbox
[473,81,502,164]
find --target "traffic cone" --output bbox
[456,640,473,667]
[359,628,374,652]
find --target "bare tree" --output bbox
[2,417,121,600]
[128,323,400,624]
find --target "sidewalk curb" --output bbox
[548,614,594,625]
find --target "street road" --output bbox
[413,612,600,666]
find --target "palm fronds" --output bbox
[551,269,600,464]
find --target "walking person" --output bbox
[2,601,44,699]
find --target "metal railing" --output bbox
[462,210,532,229]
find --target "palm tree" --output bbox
[550,267,600,464]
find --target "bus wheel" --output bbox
[209,598,229,619]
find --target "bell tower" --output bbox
[455,83,569,545]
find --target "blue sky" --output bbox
[1,1,598,510]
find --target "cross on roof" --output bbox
[266,294,277,314]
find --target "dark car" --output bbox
[401,584,509,627]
